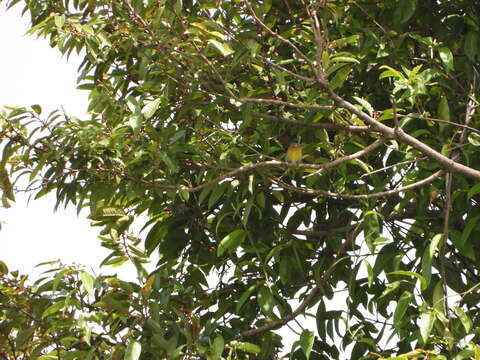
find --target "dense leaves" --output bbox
[1,0,480,359]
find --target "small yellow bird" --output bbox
[285,142,302,164]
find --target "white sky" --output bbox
[0,3,128,278]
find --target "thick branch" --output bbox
[327,91,480,180]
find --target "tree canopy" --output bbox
[1,0,480,359]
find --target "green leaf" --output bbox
[468,132,480,146]
[141,98,162,120]
[81,271,94,296]
[299,330,314,360]
[438,47,454,71]
[437,97,450,121]
[421,234,443,288]
[257,286,278,320]
[379,65,404,79]
[42,301,64,318]
[464,31,480,62]
[394,0,417,24]
[212,335,224,358]
[232,341,261,354]
[459,215,480,248]
[125,340,142,360]
[393,291,413,329]
[0,261,8,274]
[363,259,373,287]
[454,306,472,333]
[468,182,480,199]
[363,211,380,252]
[31,104,42,114]
[432,281,445,315]
[419,311,435,344]
[330,56,360,64]
[388,270,427,291]
[129,115,142,134]
[198,185,213,204]
[353,96,374,116]
[236,284,257,313]
[208,183,227,209]
[54,15,65,28]
[208,39,234,56]
[330,65,351,89]
[179,188,190,201]
[15,327,35,347]
[126,96,140,114]
[265,242,291,263]
[217,229,247,256]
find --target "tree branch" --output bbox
[271,170,443,199]
[244,0,315,70]
[326,90,480,180]
[304,138,385,178]
[251,110,371,132]
[237,97,334,112]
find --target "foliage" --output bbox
[1,0,480,359]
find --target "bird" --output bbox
[285,142,302,164]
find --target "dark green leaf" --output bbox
[393,291,413,329]
[217,229,247,256]
[394,0,417,24]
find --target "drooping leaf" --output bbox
[300,329,315,360]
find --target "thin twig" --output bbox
[237,97,333,111]
[251,110,370,132]
[400,114,480,135]
[360,156,428,178]
[271,170,444,200]
[304,138,385,178]
[244,0,315,70]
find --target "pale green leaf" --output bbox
[454,306,472,333]
[388,270,427,291]
[438,47,454,71]
[300,330,314,359]
[232,341,261,354]
[81,271,94,296]
[125,340,142,360]
[54,15,65,29]
[217,229,247,256]
[208,39,234,56]
[419,311,435,344]
[353,96,374,116]
[141,98,162,120]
